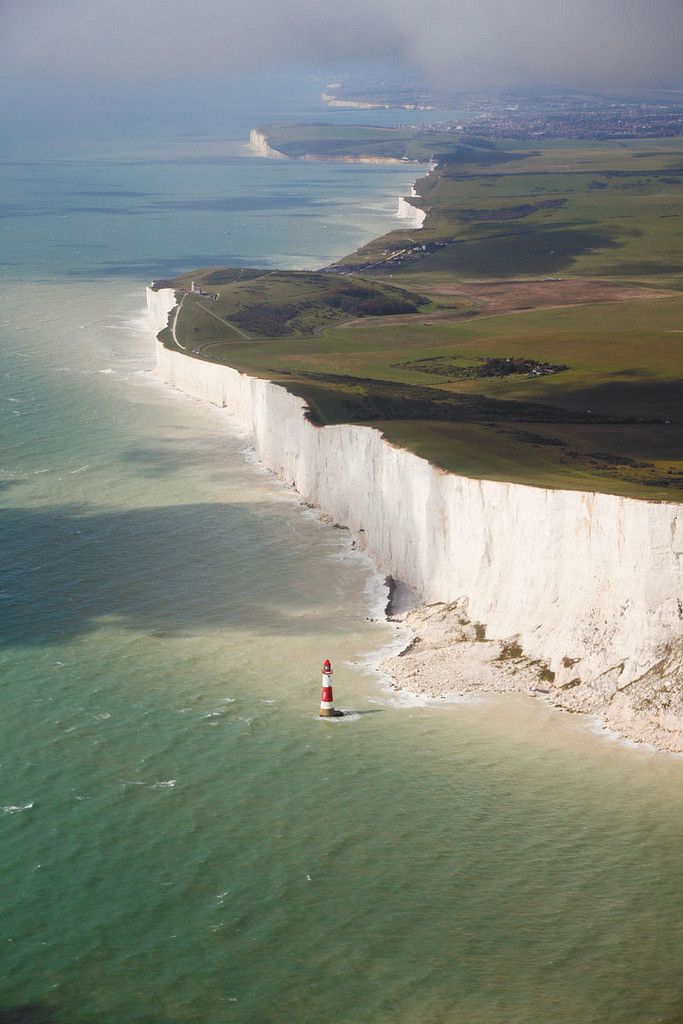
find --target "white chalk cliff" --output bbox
[397,196,426,228]
[147,286,178,336]
[148,287,682,742]
[248,129,288,160]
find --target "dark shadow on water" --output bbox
[119,444,240,480]
[0,1005,175,1024]
[0,1008,56,1024]
[62,256,276,279]
[343,708,383,716]
[0,195,315,221]
[0,501,353,646]
[70,189,152,199]
[146,194,316,214]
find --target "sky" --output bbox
[1,0,681,115]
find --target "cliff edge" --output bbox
[148,286,683,751]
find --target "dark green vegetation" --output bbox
[168,270,427,338]
[161,130,683,501]
[399,355,569,380]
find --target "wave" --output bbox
[3,802,35,814]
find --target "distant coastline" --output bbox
[248,127,425,166]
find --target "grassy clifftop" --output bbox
[159,130,683,501]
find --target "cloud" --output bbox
[1,0,681,90]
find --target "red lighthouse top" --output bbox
[323,659,332,672]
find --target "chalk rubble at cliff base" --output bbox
[148,286,683,752]
[381,602,683,752]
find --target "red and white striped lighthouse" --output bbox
[319,658,343,718]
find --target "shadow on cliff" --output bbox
[0,501,349,646]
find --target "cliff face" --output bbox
[147,286,177,333]
[148,287,682,709]
[397,196,426,228]
[248,129,288,160]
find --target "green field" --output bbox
[335,136,683,287]
[159,130,683,501]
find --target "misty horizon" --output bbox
[1,0,682,125]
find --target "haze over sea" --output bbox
[1,72,682,1024]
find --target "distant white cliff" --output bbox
[148,287,682,747]
[397,195,426,228]
[249,127,419,166]
[248,129,288,160]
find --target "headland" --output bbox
[149,123,683,751]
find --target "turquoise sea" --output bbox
[1,73,682,1024]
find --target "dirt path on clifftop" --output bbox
[171,293,188,350]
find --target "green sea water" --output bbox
[1,74,682,1024]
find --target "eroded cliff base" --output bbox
[381,602,683,753]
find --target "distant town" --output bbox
[323,82,683,140]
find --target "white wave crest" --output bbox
[4,802,35,814]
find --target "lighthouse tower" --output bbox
[319,659,343,718]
